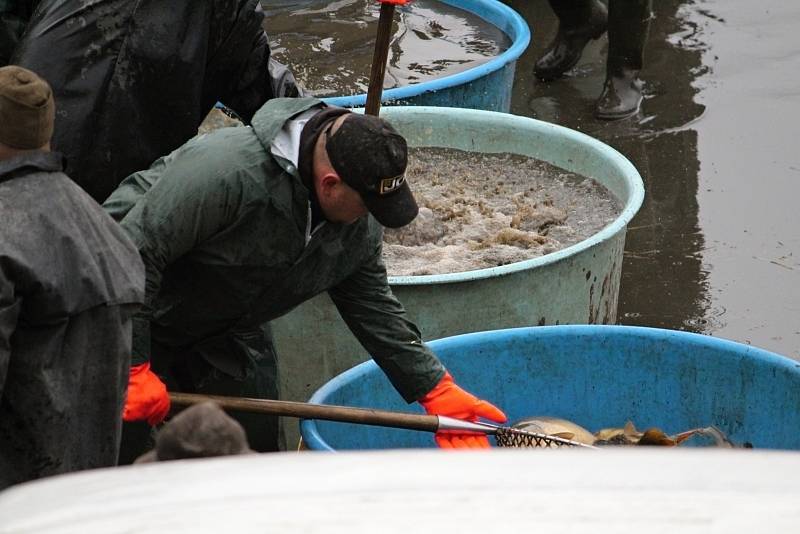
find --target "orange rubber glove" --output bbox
[123,362,170,426]
[418,372,507,449]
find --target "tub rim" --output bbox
[300,325,798,451]
[376,106,646,286]
[321,0,531,107]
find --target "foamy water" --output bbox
[383,147,621,276]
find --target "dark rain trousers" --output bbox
[12,0,301,203]
[0,152,144,490]
[549,0,652,73]
[105,97,445,457]
[0,0,33,65]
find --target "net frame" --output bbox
[494,427,598,449]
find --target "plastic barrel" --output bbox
[271,107,644,447]
[301,325,800,451]
[321,0,531,113]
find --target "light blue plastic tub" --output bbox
[301,326,800,451]
[321,0,530,112]
[271,106,644,448]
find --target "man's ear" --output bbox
[318,172,342,197]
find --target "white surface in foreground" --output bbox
[0,448,798,533]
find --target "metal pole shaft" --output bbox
[170,392,440,433]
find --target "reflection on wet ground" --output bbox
[507,0,800,359]
[262,0,509,96]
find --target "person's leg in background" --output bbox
[595,0,653,119]
[168,327,280,454]
[188,333,280,454]
[534,0,609,81]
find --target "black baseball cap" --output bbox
[325,114,419,228]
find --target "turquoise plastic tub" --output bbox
[301,326,800,451]
[321,0,530,112]
[272,106,643,448]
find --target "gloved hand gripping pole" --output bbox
[169,392,597,449]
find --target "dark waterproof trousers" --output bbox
[0,0,34,65]
[548,0,652,73]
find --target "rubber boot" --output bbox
[595,0,653,120]
[534,0,608,81]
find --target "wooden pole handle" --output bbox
[169,392,439,433]
[365,2,396,116]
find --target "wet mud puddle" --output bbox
[262,0,510,96]
[384,147,621,276]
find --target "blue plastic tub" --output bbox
[321,0,530,112]
[301,326,800,451]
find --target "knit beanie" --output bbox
[0,66,55,150]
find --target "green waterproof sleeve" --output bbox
[103,153,176,222]
[328,242,445,403]
[118,136,249,366]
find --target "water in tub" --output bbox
[383,147,622,276]
[261,0,511,96]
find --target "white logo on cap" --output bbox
[379,174,406,195]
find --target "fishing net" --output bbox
[494,427,597,449]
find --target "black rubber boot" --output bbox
[595,0,653,120]
[534,0,608,81]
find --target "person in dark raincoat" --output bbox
[104,97,507,456]
[534,0,653,120]
[0,0,33,66]
[0,66,144,490]
[10,0,301,203]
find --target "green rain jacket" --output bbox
[105,97,445,403]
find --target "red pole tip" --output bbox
[377,0,410,4]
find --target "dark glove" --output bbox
[419,372,507,449]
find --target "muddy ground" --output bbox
[505,0,800,360]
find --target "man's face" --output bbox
[315,118,370,225]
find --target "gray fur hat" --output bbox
[135,401,254,463]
